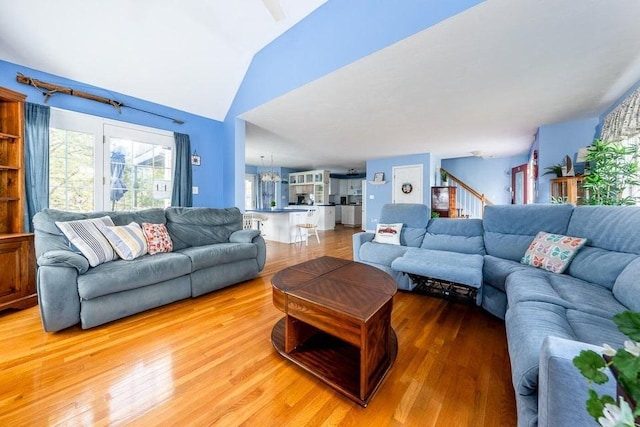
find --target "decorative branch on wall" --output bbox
[16,73,185,124]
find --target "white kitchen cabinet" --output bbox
[339,179,349,195]
[342,205,362,227]
[334,205,341,223]
[347,179,362,195]
[316,205,335,230]
[329,178,340,195]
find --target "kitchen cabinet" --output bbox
[334,205,342,223]
[342,205,362,227]
[317,205,335,230]
[339,179,348,195]
[329,178,340,195]
[347,179,362,195]
[289,170,329,204]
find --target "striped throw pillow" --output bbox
[55,216,118,267]
[99,222,148,260]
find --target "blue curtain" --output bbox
[24,102,50,232]
[171,132,193,207]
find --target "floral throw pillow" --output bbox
[521,231,587,273]
[373,223,403,245]
[141,223,173,255]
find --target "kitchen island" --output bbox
[246,209,309,244]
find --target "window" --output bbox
[49,109,174,212]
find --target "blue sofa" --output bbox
[353,203,640,427]
[34,207,266,332]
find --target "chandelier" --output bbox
[260,154,281,182]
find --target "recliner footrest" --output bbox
[391,248,483,305]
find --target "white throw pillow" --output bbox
[373,223,403,245]
[55,216,118,267]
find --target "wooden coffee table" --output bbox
[271,256,397,407]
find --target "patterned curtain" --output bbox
[600,87,640,141]
[24,102,50,232]
[171,132,193,207]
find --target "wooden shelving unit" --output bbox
[0,86,37,311]
[550,176,585,205]
[431,186,457,218]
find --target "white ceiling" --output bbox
[2,1,640,174]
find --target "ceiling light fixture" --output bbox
[260,154,281,182]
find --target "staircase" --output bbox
[440,168,493,219]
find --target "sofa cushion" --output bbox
[506,271,627,319]
[165,207,242,250]
[55,216,118,267]
[373,223,402,245]
[392,248,483,289]
[99,222,148,260]
[483,204,573,261]
[566,246,637,290]
[421,218,485,255]
[379,203,430,247]
[565,310,626,348]
[142,223,174,255]
[359,241,411,267]
[483,255,548,292]
[178,243,258,271]
[77,252,191,300]
[505,301,576,396]
[613,257,640,311]
[520,231,586,274]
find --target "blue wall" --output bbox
[442,154,529,205]
[536,116,599,203]
[0,60,225,207]
[224,0,486,207]
[364,153,432,231]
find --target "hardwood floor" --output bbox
[0,225,516,426]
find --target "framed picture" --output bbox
[191,154,201,166]
[373,172,385,182]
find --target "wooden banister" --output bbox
[440,168,493,206]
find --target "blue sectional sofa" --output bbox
[34,207,266,332]
[353,203,640,427]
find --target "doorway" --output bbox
[511,164,530,204]
[392,164,423,204]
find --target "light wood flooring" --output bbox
[0,225,516,426]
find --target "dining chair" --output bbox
[295,209,320,245]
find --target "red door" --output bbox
[511,164,529,204]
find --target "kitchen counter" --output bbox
[246,209,308,244]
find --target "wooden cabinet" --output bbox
[550,177,585,205]
[431,186,457,218]
[0,87,36,311]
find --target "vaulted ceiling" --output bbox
[2,0,640,173]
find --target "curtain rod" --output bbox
[16,73,184,125]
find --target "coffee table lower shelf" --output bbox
[271,317,398,407]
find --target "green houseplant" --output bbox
[543,164,564,178]
[582,139,640,205]
[573,311,640,426]
[270,200,276,210]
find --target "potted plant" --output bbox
[543,164,564,178]
[582,138,640,205]
[573,311,640,426]
[440,169,448,186]
[270,200,276,210]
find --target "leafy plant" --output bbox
[543,164,564,177]
[440,169,448,182]
[270,200,276,207]
[551,196,569,204]
[573,311,640,426]
[582,139,640,205]
[430,211,440,218]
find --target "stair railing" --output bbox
[440,168,493,218]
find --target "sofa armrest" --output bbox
[538,336,614,427]
[229,229,261,243]
[38,250,90,274]
[353,232,375,262]
[37,265,81,332]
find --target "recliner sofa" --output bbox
[34,207,266,332]
[353,203,640,427]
